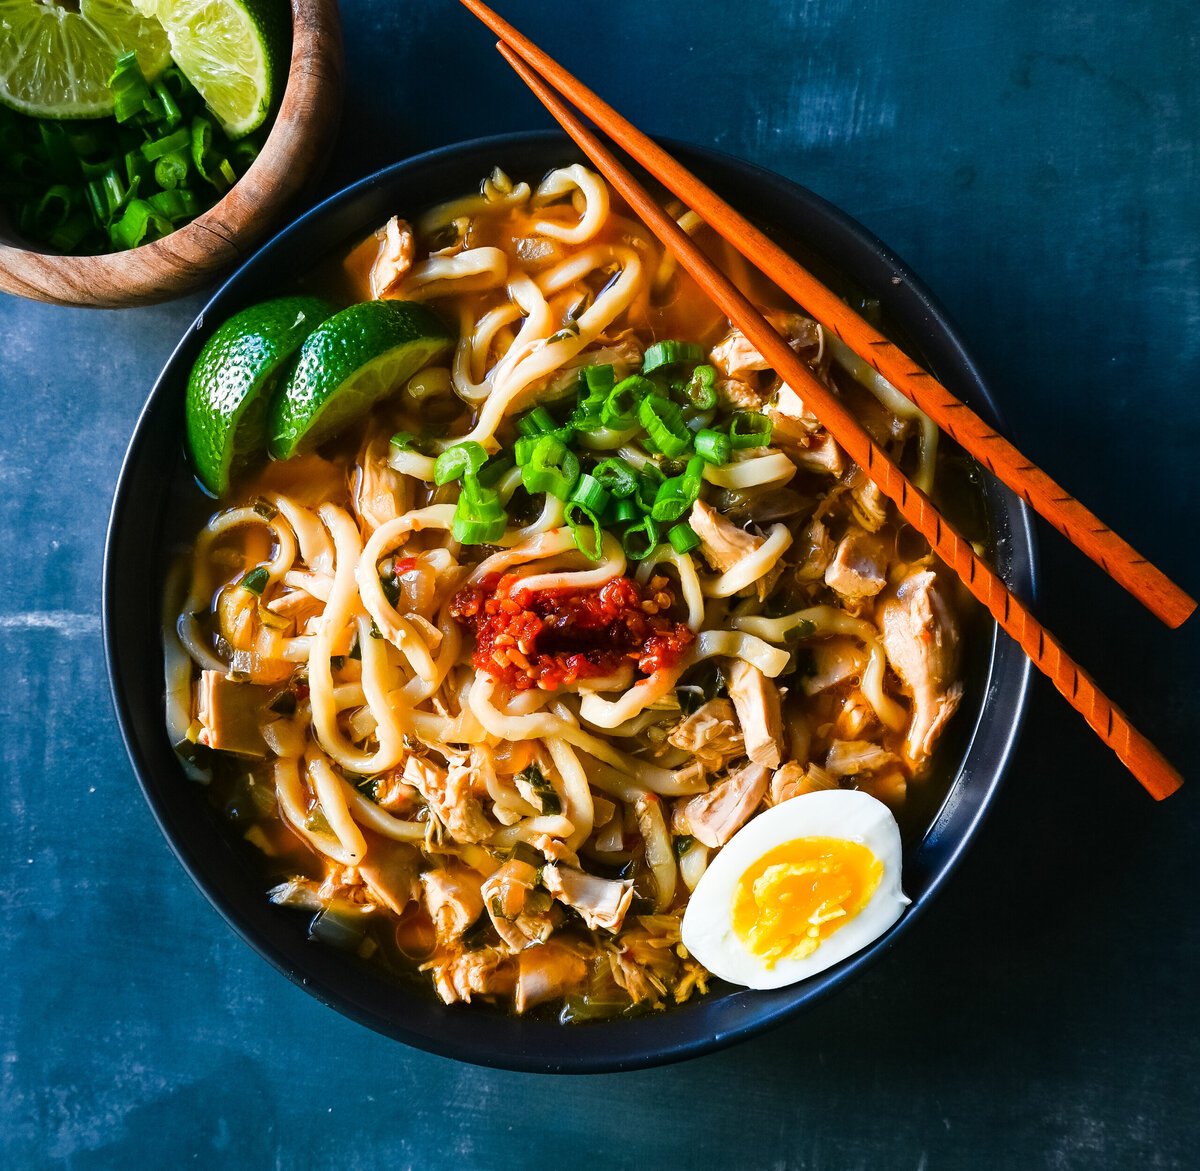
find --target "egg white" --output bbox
[680,790,910,990]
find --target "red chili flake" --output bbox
[450,573,694,691]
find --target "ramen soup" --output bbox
[168,166,976,1020]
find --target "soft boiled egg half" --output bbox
[680,790,910,989]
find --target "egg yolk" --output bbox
[731,837,883,967]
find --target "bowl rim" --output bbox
[0,0,343,308]
[104,129,1038,1073]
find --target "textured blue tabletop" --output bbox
[2,1,1198,1167]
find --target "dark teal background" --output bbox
[2,1,1197,1166]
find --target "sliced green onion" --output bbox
[565,501,604,560]
[240,567,270,595]
[581,364,615,398]
[592,457,639,499]
[48,210,93,252]
[391,431,419,451]
[141,129,190,162]
[154,79,183,127]
[109,198,172,250]
[218,158,237,188]
[642,340,704,374]
[32,185,73,234]
[452,479,507,545]
[153,151,190,191]
[517,405,559,438]
[601,375,653,430]
[730,411,773,450]
[521,435,580,500]
[651,456,705,523]
[478,454,514,488]
[634,466,664,512]
[638,395,691,457]
[109,53,152,123]
[694,428,731,465]
[191,116,221,184]
[683,364,717,409]
[434,441,489,485]
[667,522,701,554]
[610,498,640,524]
[621,516,660,561]
[569,473,611,515]
[148,188,200,223]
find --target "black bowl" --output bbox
[104,131,1036,1073]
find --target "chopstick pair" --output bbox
[460,0,1186,800]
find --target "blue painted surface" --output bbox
[1,1,1197,1166]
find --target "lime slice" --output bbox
[132,0,289,138]
[0,0,170,119]
[186,296,338,495]
[269,302,455,461]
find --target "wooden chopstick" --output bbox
[485,38,1182,800]
[461,0,1195,632]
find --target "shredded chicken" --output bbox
[481,858,555,952]
[848,472,887,533]
[666,698,744,770]
[765,381,822,445]
[824,739,901,777]
[369,215,415,299]
[689,499,779,600]
[824,530,888,601]
[794,516,836,582]
[357,836,421,915]
[420,866,484,944]
[542,865,634,932]
[673,762,768,847]
[353,429,411,533]
[726,662,783,769]
[404,755,491,843]
[879,568,963,765]
[792,431,846,477]
[769,761,840,805]
[798,637,866,696]
[196,671,267,757]
[427,947,514,1006]
[515,943,587,1013]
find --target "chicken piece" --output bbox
[267,877,326,911]
[673,762,768,848]
[794,516,836,582]
[369,215,415,299]
[529,833,581,869]
[717,377,765,411]
[792,431,846,477]
[427,947,515,1006]
[482,858,555,952]
[798,637,866,697]
[824,739,901,777]
[726,662,783,769]
[195,671,269,757]
[709,311,821,383]
[765,381,822,446]
[710,329,771,382]
[420,866,485,945]
[769,761,839,805]
[688,499,779,600]
[666,699,744,771]
[514,943,588,1013]
[369,770,420,815]
[879,568,963,764]
[404,755,492,844]
[849,472,887,533]
[353,429,411,534]
[263,587,324,625]
[824,530,888,601]
[542,865,634,932]
[356,834,421,915]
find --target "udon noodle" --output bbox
[168,166,969,1020]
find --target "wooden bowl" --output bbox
[0,0,343,308]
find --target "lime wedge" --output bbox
[0,0,170,119]
[186,296,338,495]
[132,0,289,138]
[269,302,455,461]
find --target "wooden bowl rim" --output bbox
[0,0,342,308]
